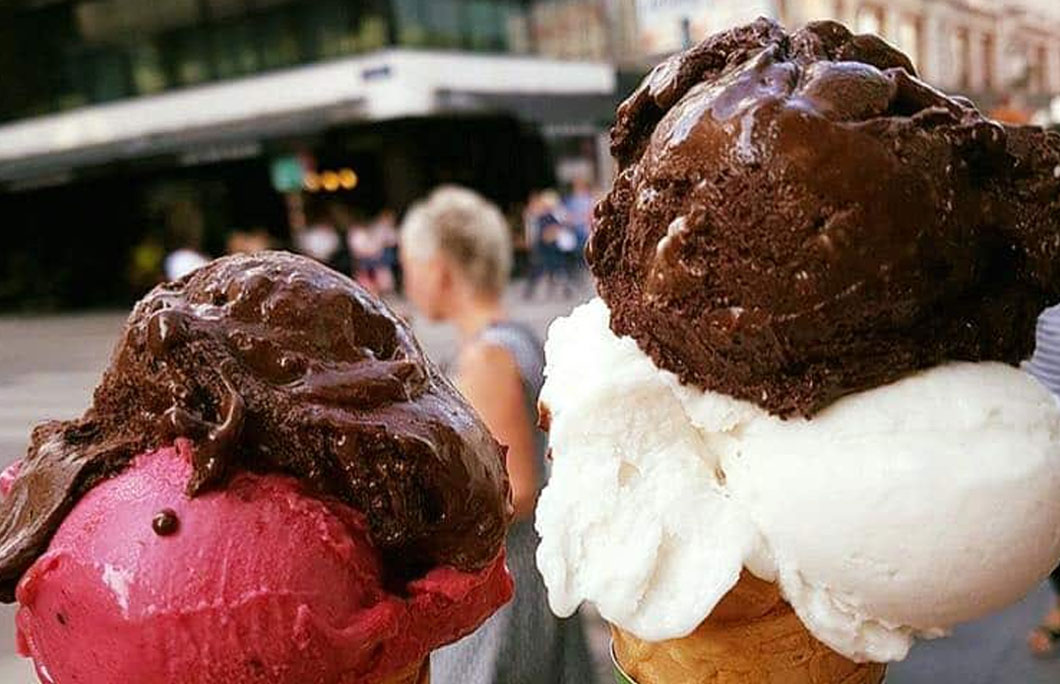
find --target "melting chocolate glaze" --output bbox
[589,19,1060,417]
[151,509,179,536]
[0,252,511,600]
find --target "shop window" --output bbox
[952,27,970,90]
[394,0,428,47]
[359,15,389,51]
[257,12,301,69]
[169,31,211,85]
[1036,44,1049,94]
[855,5,883,35]
[131,43,167,94]
[896,15,920,69]
[982,32,996,90]
[204,0,247,20]
[210,23,259,79]
[466,0,504,51]
[87,49,132,102]
[424,0,462,48]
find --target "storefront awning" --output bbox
[0,50,615,186]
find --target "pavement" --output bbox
[1,284,1059,682]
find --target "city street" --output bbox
[1,287,1059,683]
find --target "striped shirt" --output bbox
[1026,304,1060,396]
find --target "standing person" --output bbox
[400,186,597,684]
[1025,302,1060,656]
[163,200,209,280]
[348,209,396,294]
[521,191,545,298]
[295,203,351,276]
[163,246,209,280]
[376,208,401,292]
[523,190,572,300]
[564,175,596,252]
[542,189,577,297]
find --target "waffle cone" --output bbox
[611,573,886,683]
[381,659,429,684]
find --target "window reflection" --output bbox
[393,0,528,52]
[0,0,544,123]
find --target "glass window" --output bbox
[309,2,348,59]
[802,0,831,22]
[152,0,200,32]
[465,0,503,51]
[88,50,131,102]
[896,15,920,69]
[982,33,996,90]
[211,23,259,79]
[131,42,167,94]
[951,27,970,89]
[424,0,461,48]
[855,6,882,36]
[257,12,300,69]
[394,0,429,47]
[3,0,404,121]
[531,0,609,60]
[161,30,210,86]
[359,14,389,51]
[394,0,469,49]
[77,0,200,43]
[505,2,532,54]
[205,0,247,20]
[1036,44,1049,94]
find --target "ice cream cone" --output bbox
[382,659,430,684]
[611,573,886,684]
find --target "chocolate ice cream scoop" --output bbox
[590,18,1060,416]
[0,252,511,599]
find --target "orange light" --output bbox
[339,168,358,190]
[302,172,320,192]
[321,171,340,192]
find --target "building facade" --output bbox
[0,0,627,125]
[0,0,620,308]
[624,0,1060,103]
[7,0,1059,308]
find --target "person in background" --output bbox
[378,208,402,292]
[226,228,273,255]
[128,235,165,294]
[401,186,597,684]
[295,203,351,275]
[350,208,397,294]
[523,190,573,300]
[163,200,209,281]
[564,175,596,252]
[1025,302,1060,656]
[521,191,544,294]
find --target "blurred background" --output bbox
[3,1,1060,682]
[3,0,1060,310]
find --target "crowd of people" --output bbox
[521,178,595,300]
[158,180,599,303]
[293,203,400,295]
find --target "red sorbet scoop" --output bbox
[13,442,512,684]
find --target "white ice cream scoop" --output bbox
[535,298,1060,662]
